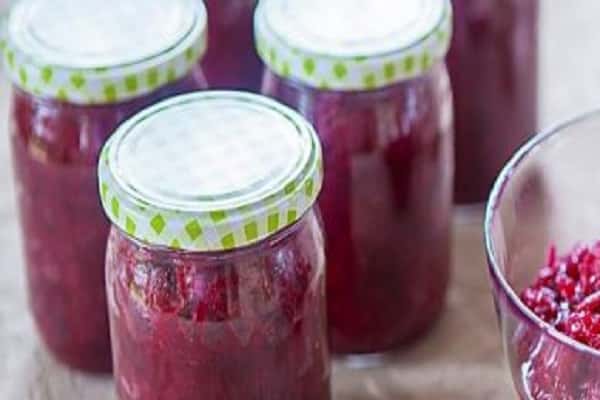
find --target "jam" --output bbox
[6,0,208,372]
[107,215,330,400]
[202,0,262,91]
[520,243,600,399]
[263,68,452,353]
[257,0,454,354]
[10,74,205,372]
[99,92,330,399]
[448,0,539,204]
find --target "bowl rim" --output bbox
[484,107,600,358]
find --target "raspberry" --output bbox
[577,292,600,313]
[521,287,558,323]
[521,241,600,399]
[522,242,600,349]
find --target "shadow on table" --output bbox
[333,361,512,400]
[7,346,114,400]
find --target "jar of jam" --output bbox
[4,0,208,372]
[202,0,262,91]
[99,92,330,399]
[258,0,454,355]
[449,0,539,204]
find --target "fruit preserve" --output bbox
[519,243,600,399]
[99,92,330,400]
[5,0,208,373]
[448,0,539,204]
[257,0,454,354]
[202,0,262,91]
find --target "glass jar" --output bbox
[5,0,208,373]
[449,0,539,204]
[202,0,262,91]
[257,0,454,355]
[99,92,330,399]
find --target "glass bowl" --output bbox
[485,109,600,400]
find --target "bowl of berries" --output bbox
[485,109,600,400]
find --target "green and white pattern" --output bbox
[255,0,453,91]
[99,91,323,252]
[2,0,207,104]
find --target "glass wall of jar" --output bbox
[257,0,454,355]
[448,0,539,204]
[202,0,262,91]
[99,92,330,400]
[4,0,208,373]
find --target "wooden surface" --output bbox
[2,2,600,398]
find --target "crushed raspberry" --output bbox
[11,66,206,373]
[521,242,600,350]
[518,243,600,400]
[264,66,451,354]
[521,286,558,323]
[526,343,580,400]
[107,218,330,400]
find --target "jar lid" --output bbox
[2,0,207,104]
[255,0,452,91]
[99,91,323,252]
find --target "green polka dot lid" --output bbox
[255,0,452,91]
[99,91,323,252]
[2,0,207,104]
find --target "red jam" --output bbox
[106,213,330,400]
[448,0,539,204]
[202,0,262,91]
[520,243,600,399]
[263,66,453,354]
[10,72,205,372]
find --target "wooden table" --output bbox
[2,2,599,398]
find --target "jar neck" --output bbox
[11,64,207,111]
[112,207,322,262]
[263,62,448,101]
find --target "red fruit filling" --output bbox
[521,243,600,348]
[263,67,452,354]
[519,242,600,399]
[202,0,263,91]
[106,214,330,400]
[10,72,204,373]
[448,0,539,203]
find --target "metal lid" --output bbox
[3,0,207,104]
[99,91,323,252]
[255,0,452,91]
